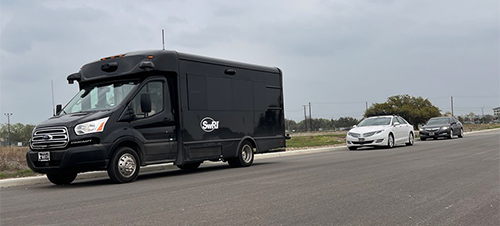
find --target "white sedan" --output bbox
[346,115,415,150]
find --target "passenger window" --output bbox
[132,81,164,118]
[397,117,407,125]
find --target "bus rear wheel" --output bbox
[228,141,254,167]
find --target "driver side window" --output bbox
[132,81,164,118]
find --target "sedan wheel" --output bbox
[406,133,414,146]
[387,134,394,148]
[448,129,454,139]
[458,128,464,138]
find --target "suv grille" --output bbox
[31,127,69,149]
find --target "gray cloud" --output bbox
[0,0,498,124]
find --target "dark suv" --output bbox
[419,116,463,141]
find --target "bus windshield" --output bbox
[60,82,138,114]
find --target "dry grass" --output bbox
[0,147,29,171]
[0,147,38,178]
[463,123,500,132]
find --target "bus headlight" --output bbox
[75,117,109,135]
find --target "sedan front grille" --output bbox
[31,127,69,150]
[363,131,376,137]
[424,128,439,132]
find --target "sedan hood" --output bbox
[349,125,389,134]
[421,123,449,129]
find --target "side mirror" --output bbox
[55,104,63,115]
[285,134,291,140]
[140,93,152,113]
[353,125,357,128]
[393,122,401,126]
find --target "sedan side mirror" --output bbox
[393,122,400,126]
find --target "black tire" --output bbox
[228,141,254,167]
[448,129,454,139]
[387,134,394,148]
[47,172,77,185]
[406,133,414,146]
[348,146,357,151]
[177,162,201,171]
[108,147,140,183]
[458,128,464,138]
[420,137,426,141]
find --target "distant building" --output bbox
[494,107,500,116]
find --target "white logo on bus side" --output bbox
[200,117,220,132]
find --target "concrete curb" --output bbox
[0,146,345,188]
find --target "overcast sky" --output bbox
[1,0,499,125]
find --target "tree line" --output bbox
[0,123,36,146]
[286,117,359,132]
[287,94,498,132]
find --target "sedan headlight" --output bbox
[348,132,360,138]
[441,126,449,130]
[75,117,109,135]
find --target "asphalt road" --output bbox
[1,130,499,226]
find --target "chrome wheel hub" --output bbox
[241,145,253,163]
[118,153,136,178]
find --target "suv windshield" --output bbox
[61,82,138,114]
[358,117,391,127]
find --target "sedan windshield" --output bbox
[61,82,137,114]
[357,117,391,127]
[427,118,450,125]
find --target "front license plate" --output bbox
[38,152,50,162]
[429,132,435,136]
[358,138,365,142]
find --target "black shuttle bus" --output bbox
[26,50,287,185]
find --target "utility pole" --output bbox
[451,96,454,116]
[51,80,56,116]
[481,107,484,124]
[303,105,308,132]
[4,113,12,146]
[309,102,313,131]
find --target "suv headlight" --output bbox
[75,117,109,135]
